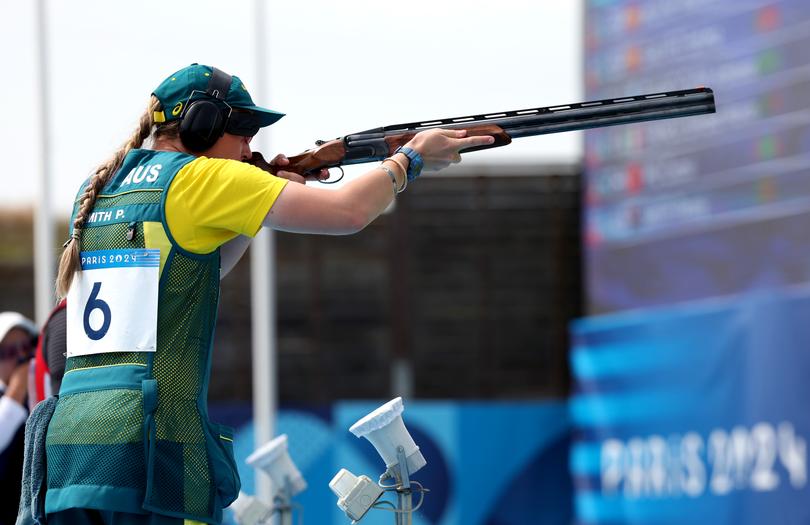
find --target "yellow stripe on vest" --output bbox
[64,362,148,375]
[143,221,172,275]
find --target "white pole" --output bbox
[251,0,278,506]
[33,0,54,324]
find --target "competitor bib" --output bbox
[67,249,160,358]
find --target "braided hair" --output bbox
[55,96,179,298]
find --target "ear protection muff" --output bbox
[179,67,233,152]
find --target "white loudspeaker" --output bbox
[349,397,426,476]
[246,434,307,496]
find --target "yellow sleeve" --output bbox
[165,156,288,253]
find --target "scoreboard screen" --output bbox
[585,0,810,313]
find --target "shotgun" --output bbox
[258,87,715,178]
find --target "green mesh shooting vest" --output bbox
[45,149,239,524]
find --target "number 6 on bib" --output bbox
[67,249,160,357]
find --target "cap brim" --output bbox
[242,105,285,127]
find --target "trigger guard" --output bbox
[317,166,345,185]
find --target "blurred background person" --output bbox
[0,312,37,525]
[27,300,67,408]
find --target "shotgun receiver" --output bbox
[272,87,715,177]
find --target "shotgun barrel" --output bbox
[368,87,715,136]
[281,87,716,176]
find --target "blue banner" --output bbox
[570,287,810,524]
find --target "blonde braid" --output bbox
[55,97,161,298]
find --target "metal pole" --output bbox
[278,478,293,525]
[250,227,277,504]
[395,491,413,525]
[33,0,54,323]
[395,447,413,525]
[279,506,293,525]
[251,0,278,506]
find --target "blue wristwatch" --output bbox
[394,146,424,181]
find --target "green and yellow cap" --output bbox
[151,63,285,130]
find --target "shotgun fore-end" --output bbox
[382,125,511,156]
